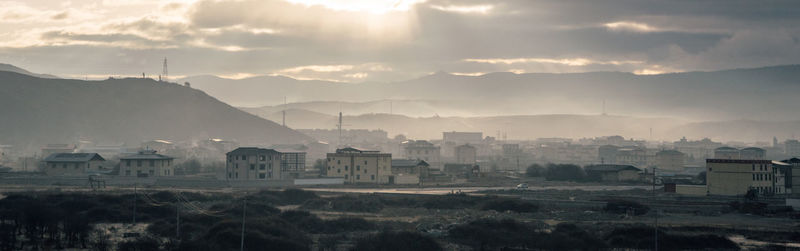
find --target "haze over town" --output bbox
[1,0,800,250]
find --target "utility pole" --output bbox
[133,184,137,225]
[653,167,658,251]
[176,200,180,240]
[240,198,247,251]
[338,112,343,147]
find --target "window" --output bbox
[337,160,341,164]
[242,155,247,160]
[236,155,239,160]
[259,173,266,179]
[753,174,756,180]
[149,170,154,176]
[50,163,56,168]
[345,165,349,171]
[137,160,142,167]
[250,164,255,170]
[260,155,266,161]
[364,160,368,165]
[752,164,755,171]
[235,163,239,169]
[149,160,155,167]
[74,163,79,169]
[356,165,360,171]
[371,175,375,180]
[357,174,360,180]
[364,169,367,173]
[337,169,341,173]
[62,163,67,168]
[126,170,131,176]
[344,174,348,179]
[126,160,131,166]
[260,164,266,170]
[235,172,238,178]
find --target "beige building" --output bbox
[454,144,477,165]
[706,159,774,196]
[43,153,106,176]
[225,147,282,181]
[403,140,441,169]
[120,150,175,177]
[655,150,685,171]
[326,147,392,184]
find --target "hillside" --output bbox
[0,71,312,153]
[0,63,59,79]
[182,65,800,121]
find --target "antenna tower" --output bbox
[162,57,168,82]
[282,97,287,127]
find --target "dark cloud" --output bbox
[1,0,799,81]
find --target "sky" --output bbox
[0,0,799,82]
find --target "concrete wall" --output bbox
[676,185,707,196]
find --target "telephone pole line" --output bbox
[240,198,247,251]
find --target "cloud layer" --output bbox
[0,0,799,82]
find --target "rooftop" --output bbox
[44,153,105,162]
[120,149,174,160]
[584,164,640,172]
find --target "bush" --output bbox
[480,199,539,213]
[353,231,442,251]
[526,164,545,177]
[605,225,738,250]
[604,199,649,215]
[545,164,586,181]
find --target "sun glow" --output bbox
[283,0,426,14]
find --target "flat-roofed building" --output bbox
[454,144,477,165]
[656,150,686,171]
[225,147,282,181]
[326,147,392,184]
[403,140,441,169]
[706,159,774,196]
[391,159,430,184]
[280,151,306,179]
[120,150,174,177]
[43,153,106,176]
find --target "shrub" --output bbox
[604,199,649,215]
[352,231,442,251]
[480,198,539,213]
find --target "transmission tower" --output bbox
[162,57,169,82]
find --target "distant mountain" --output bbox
[0,63,59,79]
[243,106,800,142]
[181,65,800,121]
[0,71,311,153]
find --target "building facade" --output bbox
[225,147,282,181]
[655,150,685,172]
[120,150,175,177]
[706,159,774,196]
[326,147,392,184]
[403,140,441,168]
[280,151,307,179]
[43,153,106,176]
[454,144,477,165]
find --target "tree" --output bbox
[544,164,585,181]
[526,164,545,177]
[312,159,326,175]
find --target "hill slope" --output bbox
[0,63,59,79]
[182,65,800,121]
[0,71,311,153]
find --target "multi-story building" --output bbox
[326,147,392,184]
[454,144,477,165]
[706,159,774,196]
[120,150,175,177]
[442,131,483,157]
[616,147,648,167]
[713,147,740,159]
[403,140,441,169]
[280,151,306,179]
[785,140,800,157]
[43,153,106,176]
[225,147,282,181]
[674,137,722,163]
[655,150,685,172]
[740,147,766,160]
